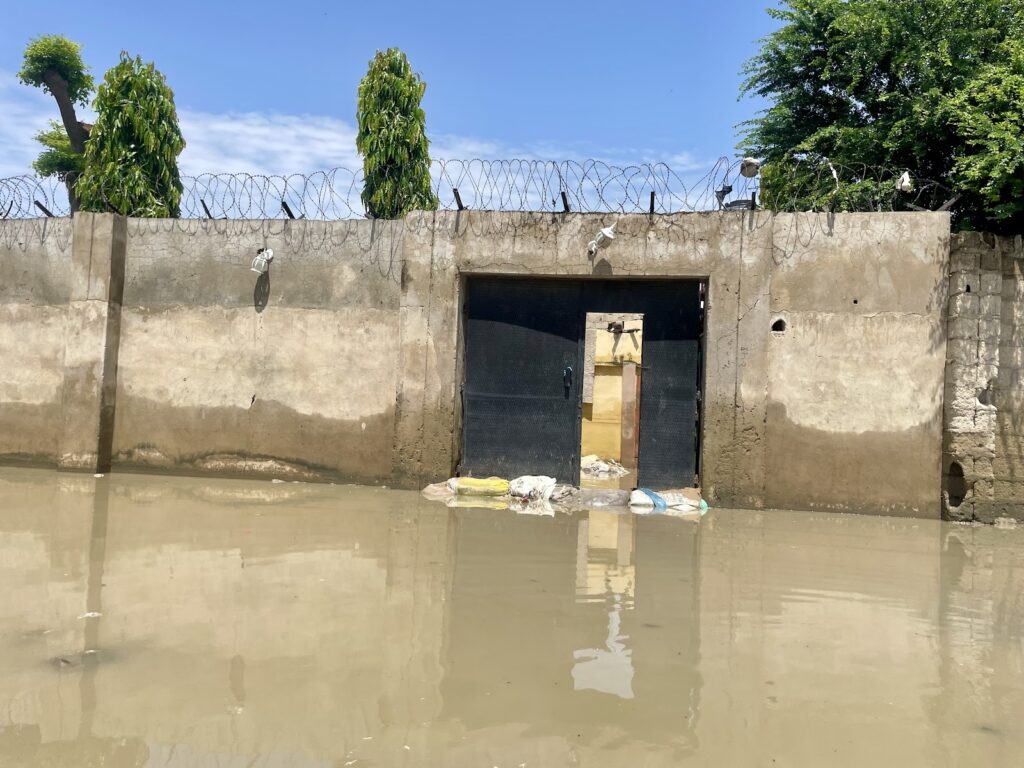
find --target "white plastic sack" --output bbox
[511,499,555,517]
[629,488,699,511]
[509,475,557,502]
[581,454,630,478]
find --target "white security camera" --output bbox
[587,223,616,257]
[251,247,274,274]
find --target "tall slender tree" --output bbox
[356,48,438,219]
[18,35,94,211]
[76,52,186,217]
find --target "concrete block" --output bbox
[974,409,998,433]
[950,292,980,318]
[980,249,1002,272]
[992,457,1024,481]
[997,365,1014,391]
[949,246,980,273]
[947,317,978,340]
[979,364,999,384]
[944,382,978,416]
[947,413,978,432]
[980,295,1002,319]
[993,479,1024,500]
[979,318,1001,340]
[946,338,978,365]
[973,478,995,500]
[981,272,1003,295]
[973,456,994,479]
[943,429,996,460]
[949,271,978,298]
[979,338,1000,367]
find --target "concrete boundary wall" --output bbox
[393,211,949,516]
[0,210,954,517]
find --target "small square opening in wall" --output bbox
[771,318,787,334]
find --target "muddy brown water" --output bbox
[0,468,1022,767]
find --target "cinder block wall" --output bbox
[944,232,1024,521]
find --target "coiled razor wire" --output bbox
[0,158,952,220]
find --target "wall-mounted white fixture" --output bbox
[251,247,274,274]
[587,223,616,257]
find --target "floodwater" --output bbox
[0,469,1022,767]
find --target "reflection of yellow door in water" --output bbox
[581,314,643,465]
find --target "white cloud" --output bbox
[0,73,59,177]
[177,110,362,176]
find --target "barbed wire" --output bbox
[0,158,951,221]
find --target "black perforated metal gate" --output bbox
[461,278,702,489]
[462,278,584,484]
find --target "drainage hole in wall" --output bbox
[771,318,787,333]
[853,298,859,305]
[945,461,967,508]
[977,384,995,406]
[966,284,971,293]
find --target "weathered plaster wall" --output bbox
[395,210,950,516]
[1,211,953,516]
[766,213,950,515]
[111,218,405,482]
[0,219,73,464]
[392,211,776,507]
[944,232,1024,522]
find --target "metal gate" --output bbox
[462,278,584,484]
[629,283,701,488]
[461,278,702,489]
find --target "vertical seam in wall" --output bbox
[419,213,438,485]
[86,214,95,300]
[731,216,745,499]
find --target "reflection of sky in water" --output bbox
[573,598,634,700]
[573,510,637,700]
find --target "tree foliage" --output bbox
[31,121,85,180]
[19,35,94,210]
[76,53,185,218]
[741,0,1024,232]
[356,48,438,219]
[18,35,93,105]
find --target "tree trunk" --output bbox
[42,70,89,153]
[41,70,88,213]
[65,172,81,214]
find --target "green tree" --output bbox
[356,48,438,219]
[31,121,86,180]
[945,39,1024,230]
[18,35,94,211]
[740,0,1024,232]
[76,52,186,217]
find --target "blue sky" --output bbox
[0,0,781,177]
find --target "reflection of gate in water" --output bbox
[442,508,703,757]
[461,277,703,488]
